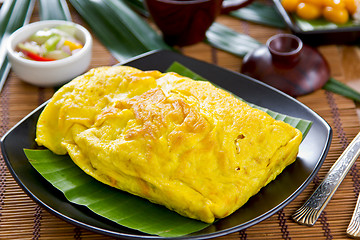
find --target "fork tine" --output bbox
[347,193,360,238]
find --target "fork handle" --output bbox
[292,132,360,226]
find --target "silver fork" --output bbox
[292,131,360,226]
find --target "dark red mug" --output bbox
[145,0,254,46]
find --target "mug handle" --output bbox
[221,0,254,14]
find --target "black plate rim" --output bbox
[0,49,332,239]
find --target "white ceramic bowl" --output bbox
[6,20,93,87]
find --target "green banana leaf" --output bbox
[0,57,10,91]
[205,22,262,58]
[25,62,312,237]
[68,0,171,62]
[293,15,360,31]
[323,77,360,102]
[123,0,150,17]
[38,0,71,21]
[229,1,286,29]
[166,61,208,81]
[0,0,35,39]
[0,0,35,93]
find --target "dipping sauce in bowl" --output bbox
[6,20,92,87]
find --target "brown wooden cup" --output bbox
[145,0,254,46]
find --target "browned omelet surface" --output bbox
[35,66,302,223]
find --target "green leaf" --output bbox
[39,0,71,21]
[0,0,35,93]
[69,0,171,62]
[105,0,169,51]
[229,1,286,29]
[166,62,312,138]
[24,149,210,237]
[0,0,34,38]
[205,22,262,58]
[166,61,207,81]
[323,77,360,102]
[0,0,35,55]
[0,56,10,91]
[123,0,150,17]
[293,15,359,31]
[0,0,15,38]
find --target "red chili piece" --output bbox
[20,49,55,61]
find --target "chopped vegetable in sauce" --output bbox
[16,24,83,61]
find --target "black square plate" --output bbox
[1,50,332,239]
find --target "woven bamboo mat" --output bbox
[1,2,360,239]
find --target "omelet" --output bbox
[35,66,302,223]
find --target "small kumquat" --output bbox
[296,2,322,20]
[323,6,349,23]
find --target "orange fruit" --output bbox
[344,0,359,14]
[323,6,349,23]
[322,0,346,8]
[281,0,300,12]
[302,0,324,7]
[296,2,322,19]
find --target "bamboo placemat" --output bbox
[1,2,360,239]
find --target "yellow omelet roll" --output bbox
[35,66,302,223]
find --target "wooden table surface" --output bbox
[1,1,360,239]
